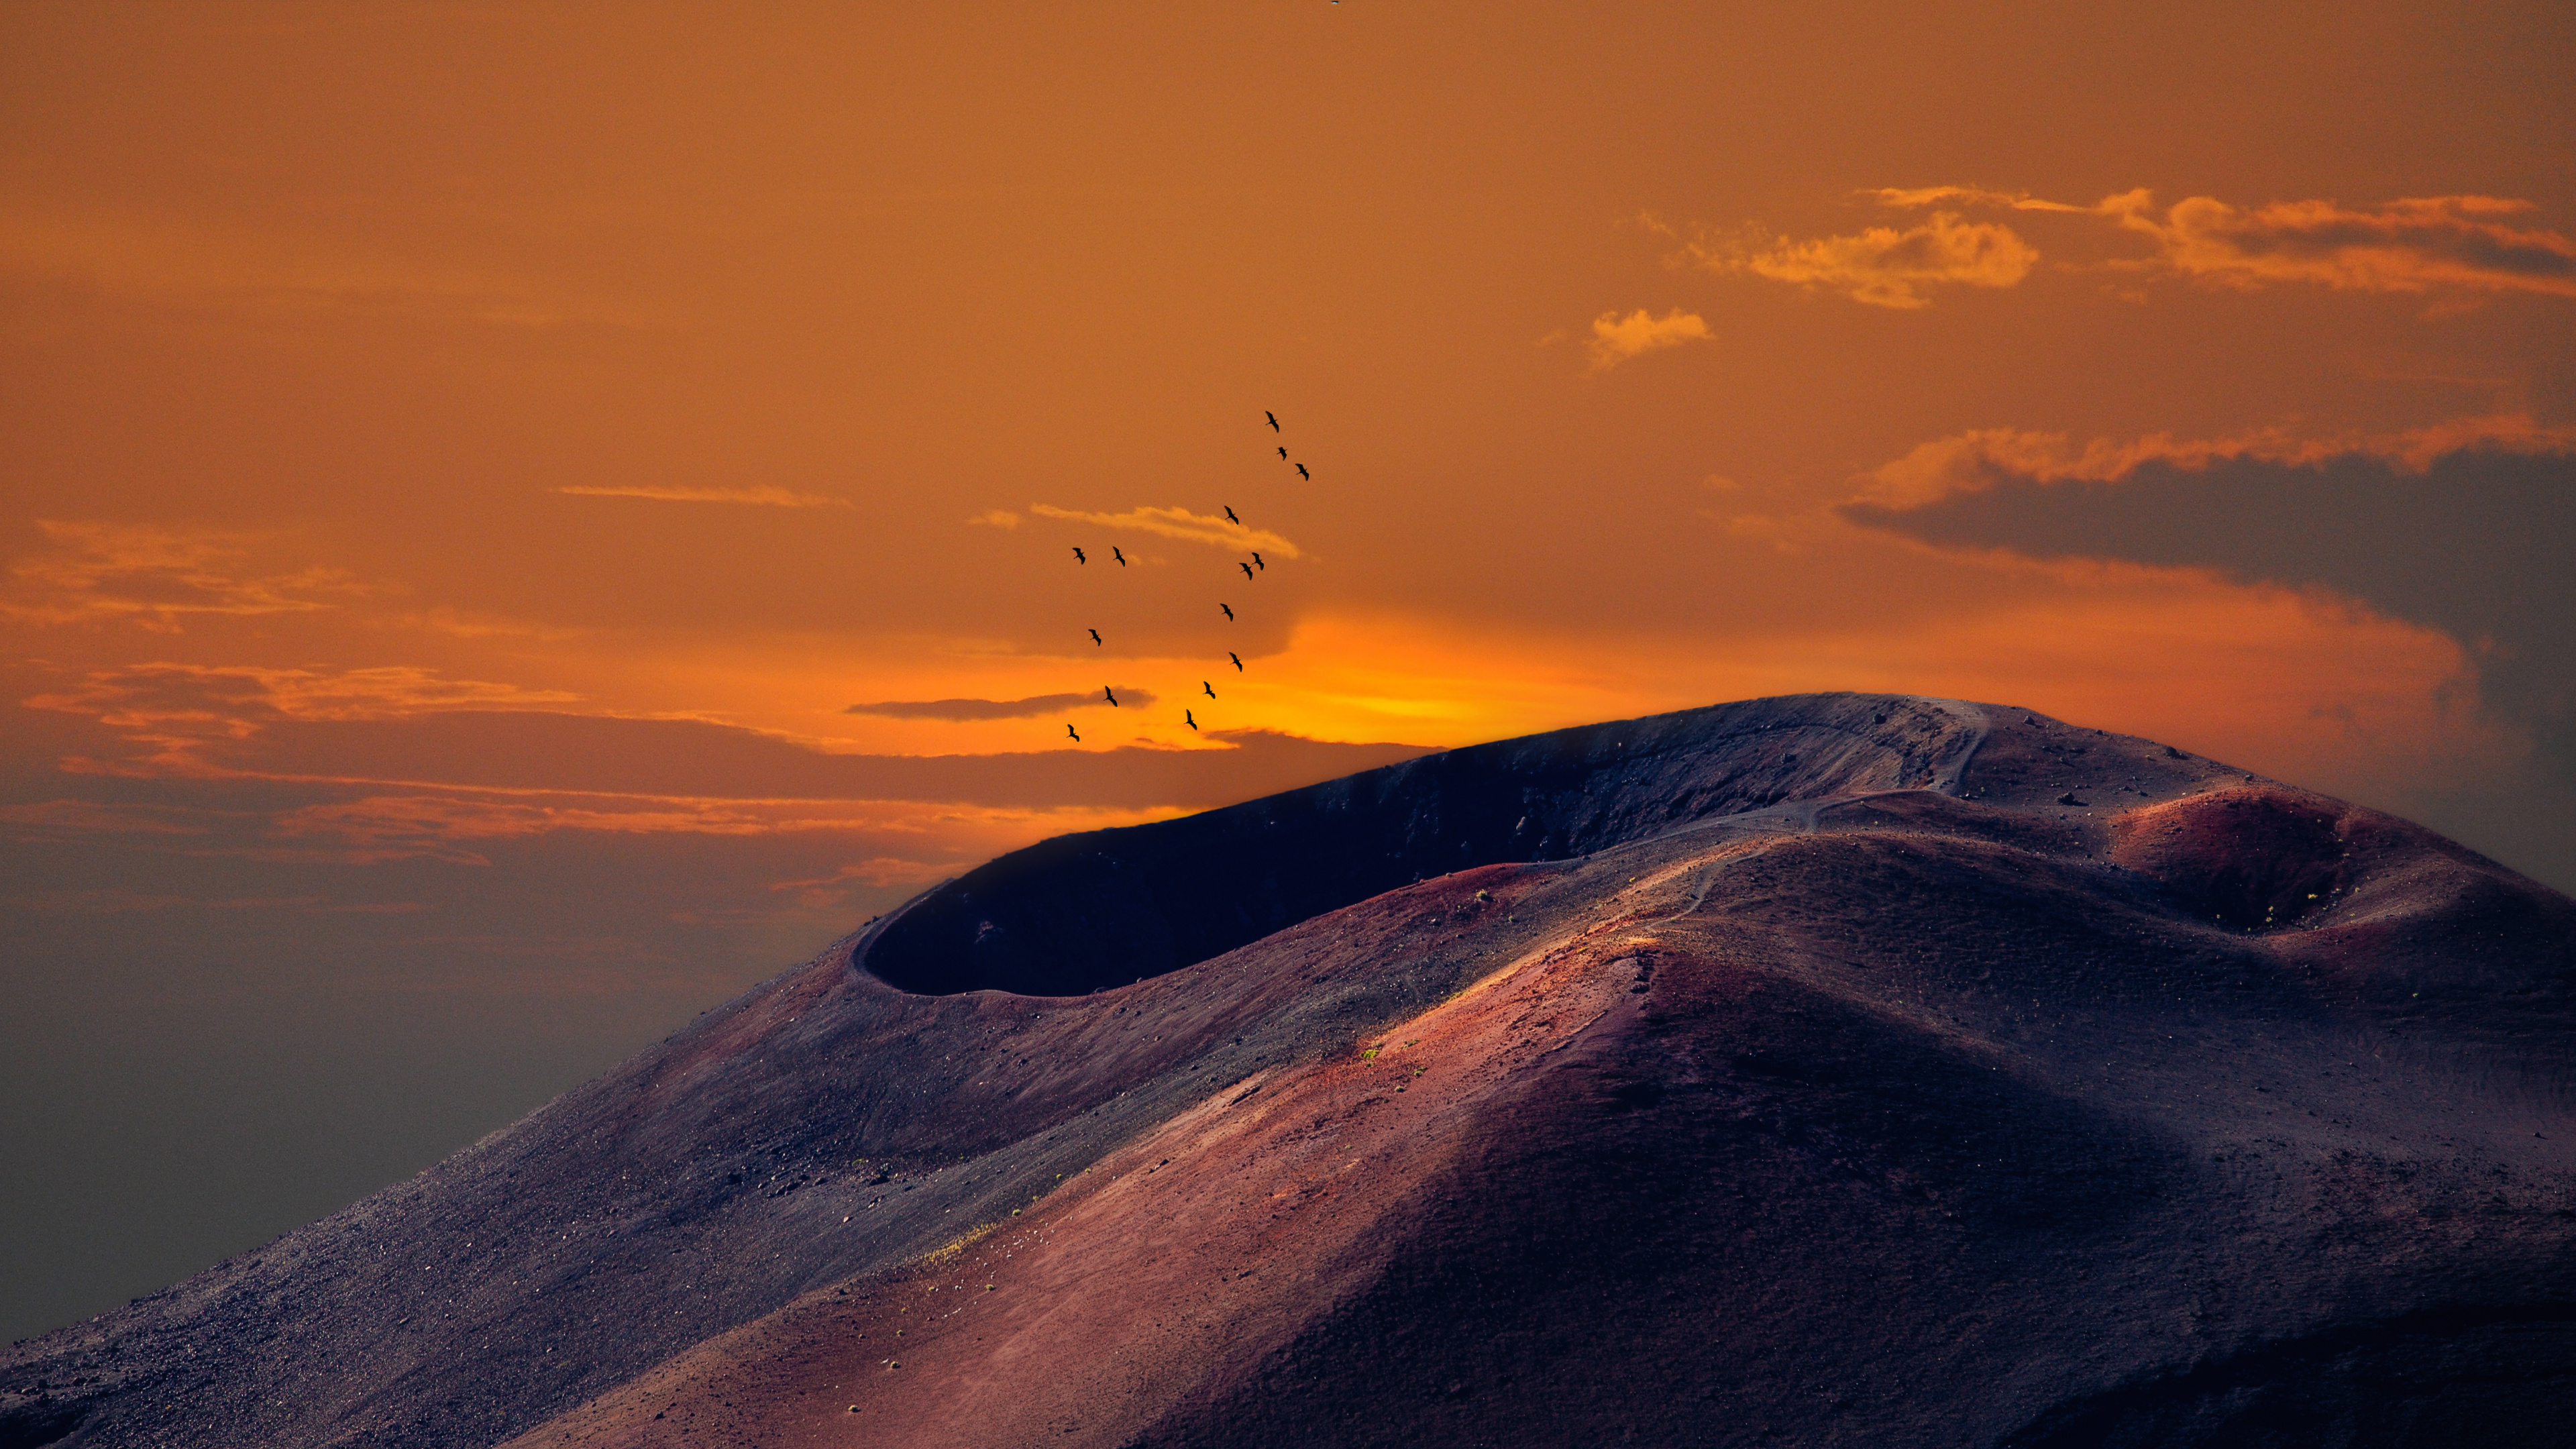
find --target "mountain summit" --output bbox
[8,694,2572,1448]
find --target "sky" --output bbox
[4,0,2572,1342]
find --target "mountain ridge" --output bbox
[7,692,2570,1448]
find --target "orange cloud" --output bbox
[22,661,584,774]
[1868,185,2576,299]
[0,798,217,835]
[1584,308,1711,369]
[1027,504,1303,559]
[554,485,852,508]
[265,791,1169,865]
[2100,191,2576,297]
[1687,212,2037,309]
[4,521,361,630]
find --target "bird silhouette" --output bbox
[1104,686,1119,706]
[1202,680,1216,698]
[1072,546,1086,564]
[1265,411,1279,431]
[1067,724,1080,741]
[1251,551,1265,570]
[1185,709,1198,731]
[1295,463,1309,480]
[1239,561,1255,580]
[1220,602,1234,621]
[1088,628,1102,645]
[1228,651,1243,672]
[1112,546,1127,566]
[1224,505,1241,525]
[1277,445,1287,460]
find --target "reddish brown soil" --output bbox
[7,695,2572,1449]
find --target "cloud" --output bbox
[1679,209,2040,307]
[846,691,1155,720]
[0,798,217,835]
[1854,413,2576,506]
[966,509,1021,529]
[4,888,425,915]
[554,485,851,508]
[1686,211,2038,309]
[1866,184,2576,299]
[1584,309,1712,370]
[3,521,362,631]
[1027,504,1303,559]
[1840,418,2576,823]
[2096,191,2576,297]
[1695,185,2576,308]
[1864,186,2094,214]
[21,662,584,774]
[771,857,962,896]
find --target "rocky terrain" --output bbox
[7,693,2571,1448]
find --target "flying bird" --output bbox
[1112,546,1127,566]
[1089,628,1102,645]
[1277,446,1287,460]
[1220,602,1234,621]
[1295,463,1309,480]
[1073,547,1085,564]
[1224,505,1240,525]
[1202,680,1216,698]
[1228,651,1243,672]
[1104,686,1119,706]
[1239,561,1255,580]
[1185,709,1198,731]
[1265,411,1279,431]
[1067,724,1080,741]
[1251,551,1265,570]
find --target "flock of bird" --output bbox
[1061,410,1302,745]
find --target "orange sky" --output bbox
[3,0,2573,1338]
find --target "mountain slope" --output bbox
[7,694,2571,1448]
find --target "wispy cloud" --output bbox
[22,661,583,775]
[1685,211,2037,309]
[1693,186,2576,308]
[5,888,426,915]
[4,520,362,631]
[965,509,1021,529]
[0,798,218,835]
[555,484,852,508]
[1584,308,1712,370]
[847,690,1155,720]
[2095,191,2576,297]
[1028,504,1303,559]
[262,792,1161,865]
[1864,186,2094,215]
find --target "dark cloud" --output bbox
[194,711,1417,810]
[846,691,1152,720]
[1843,439,2576,883]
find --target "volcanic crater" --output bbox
[5,693,2571,1448]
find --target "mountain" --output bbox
[6,694,2571,1448]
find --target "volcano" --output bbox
[6,694,2573,1448]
